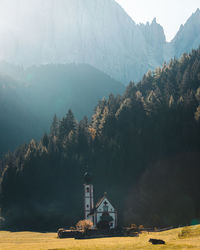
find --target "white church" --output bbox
[84,172,117,229]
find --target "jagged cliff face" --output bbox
[171,8,200,58]
[0,0,199,84]
[139,18,166,66]
[0,0,148,83]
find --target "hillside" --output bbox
[0,0,199,83]
[0,63,124,155]
[21,64,124,122]
[0,75,41,155]
[0,48,200,230]
[0,225,200,249]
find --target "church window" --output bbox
[103,205,108,212]
[103,201,108,212]
[86,187,90,192]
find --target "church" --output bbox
[84,172,117,229]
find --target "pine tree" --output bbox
[41,133,49,148]
[50,114,59,137]
[59,109,77,142]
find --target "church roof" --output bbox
[88,197,106,215]
[96,193,115,209]
[88,195,108,216]
[95,195,107,209]
[88,193,116,216]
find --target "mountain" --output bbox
[1,48,200,230]
[0,75,40,155]
[0,0,199,84]
[19,63,125,125]
[0,63,124,155]
[171,8,200,59]
[0,0,148,83]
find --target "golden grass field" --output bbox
[0,224,200,250]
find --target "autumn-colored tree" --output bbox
[76,220,93,231]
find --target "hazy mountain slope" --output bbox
[139,18,166,69]
[0,75,40,155]
[21,63,125,125]
[0,0,166,84]
[171,8,200,59]
[0,63,124,154]
[0,1,199,84]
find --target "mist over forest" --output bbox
[0,63,124,155]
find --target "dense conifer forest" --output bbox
[0,48,200,230]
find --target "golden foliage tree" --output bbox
[76,220,93,231]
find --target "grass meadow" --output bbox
[0,224,200,249]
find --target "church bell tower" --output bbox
[84,172,94,223]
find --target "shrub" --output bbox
[130,224,137,230]
[76,220,93,231]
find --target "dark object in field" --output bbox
[57,228,79,238]
[149,238,165,244]
[57,227,135,239]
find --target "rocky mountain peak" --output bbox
[188,8,200,23]
[195,8,200,14]
[152,17,157,24]
[172,8,200,58]
[0,0,199,84]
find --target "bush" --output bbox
[76,220,93,231]
[97,220,110,231]
[130,224,137,230]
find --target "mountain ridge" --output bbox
[0,63,125,155]
[0,0,199,84]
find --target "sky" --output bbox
[115,0,200,41]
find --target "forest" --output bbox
[0,48,200,231]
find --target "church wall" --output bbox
[95,211,117,228]
[96,198,117,229]
[97,198,115,212]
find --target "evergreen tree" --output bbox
[50,114,59,137]
[59,109,77,142]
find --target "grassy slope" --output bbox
[0,225,200,250]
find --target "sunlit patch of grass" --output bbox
[0,225,200,249]
[178,225,200,239]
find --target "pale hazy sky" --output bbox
[115,0,200,41]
